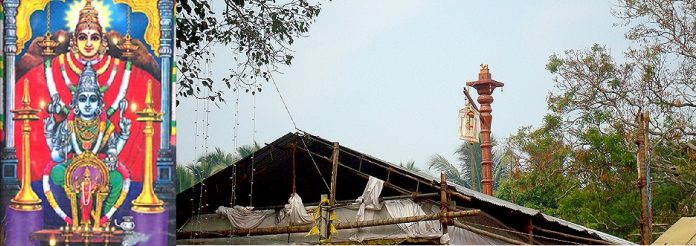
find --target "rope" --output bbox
[271,79,330,192]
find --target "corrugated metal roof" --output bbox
[406,167,634,245]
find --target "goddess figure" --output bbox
[43,63,131,226]
[78,168,97,224]
[14,0,161,226]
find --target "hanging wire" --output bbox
[230,84,239,207]
[271,78,330,191]
[249,93,256,207]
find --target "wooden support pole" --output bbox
[527,218,534,244]
[329,142,340,206]
[291,143,297,194]
[177,210,480,239]
[448,190,472,203]
[452,221,525,245]
[635,112,653,245]
[440,173,450,236]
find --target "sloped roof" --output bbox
[177,131,633,244]
[653,217,696,245]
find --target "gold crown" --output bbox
[76,0,101,31]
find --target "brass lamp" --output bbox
[131,80,165,213]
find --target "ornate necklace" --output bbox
[74,117,99,150]
[65,53,111,75]
[81,182,93,205]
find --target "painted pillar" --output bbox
[156,0,174,193]
[466,65,504,196]
[155,3,176,245]
[1,0,20,218]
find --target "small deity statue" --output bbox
[79,169,97,224]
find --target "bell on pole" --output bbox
[459,104,480,143]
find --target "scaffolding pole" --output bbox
[177,210,480,239]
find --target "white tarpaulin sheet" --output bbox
[355,176,384,221]
[216,205,275,229]
[283,193,313,225]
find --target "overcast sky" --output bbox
[176,1,633,172]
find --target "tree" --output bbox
[176,0,325,103]
[500,1,696,241]
[176,144,261,193]
[545,0,696,225]
[428,137,511,192]
[398,160,421,172]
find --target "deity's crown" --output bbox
[83,168,92,178]
[76,0,102,31]
[75,64,100,96]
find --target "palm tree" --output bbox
[176,165,196,193]
[399,160,421,172]
[236,142,261,159]
[428,136,511,192]
[177,143,262,194]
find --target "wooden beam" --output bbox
[335,210,479,230]
[440,173,450,236]
[177,210,480,239]
[291,143,297,194]
[329,142,340,205]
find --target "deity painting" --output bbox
[1,0,175,245]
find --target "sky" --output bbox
[176,1,633,173]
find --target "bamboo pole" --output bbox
[177,210,480,239]
[440,173,449,236]
[335,210,479,230]
[452,221,525,245]
[253,193,440,211]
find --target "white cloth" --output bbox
[283,193,313,225]
[216,206,274,229]
[384,199,441,237]
[355,176,384,221]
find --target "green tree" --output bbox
[428,137,511,192]
[177,144,261,193]
[176,165,196,193]
[398,160,421,172]
[500,1,696,240]
[176,0,325,102]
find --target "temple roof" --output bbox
[177,131,633,244]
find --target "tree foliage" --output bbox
[428,137,512,192]
[176,0,324,103]
[500,0,696,242]
[176,144,261,193]
[398,160,421,172]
